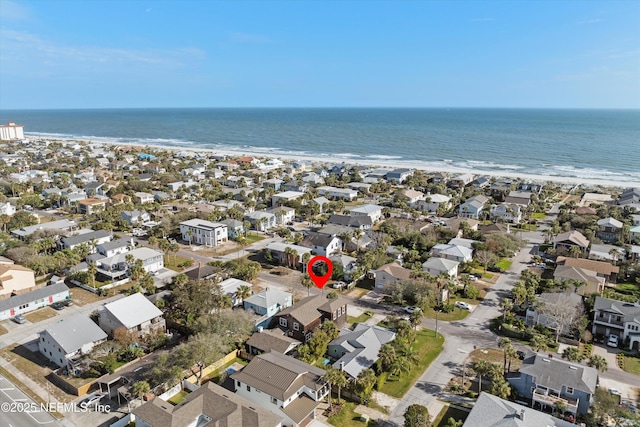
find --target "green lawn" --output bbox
[348,312,374,325]
[531,212,546,220]
[496,259,512,271]
[245,234,265,244]
[621,355,640,375]
[164,255,193,271]
[328,402,378,427]
[433,404,470,427]
[377,329,444,398]
[422,306,470,321]
[167,390,189,405]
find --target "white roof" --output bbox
[219,278,252,294]
[103,293,162,328]
[349,204,383,214]
[41,314,107,355]
[273,191,304,199]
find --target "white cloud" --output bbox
[0,0,30,22]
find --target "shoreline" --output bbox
[33,135,637,191]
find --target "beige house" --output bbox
[0,264,36,298]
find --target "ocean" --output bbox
[1,108,639,185]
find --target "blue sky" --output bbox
[0,0,638,109]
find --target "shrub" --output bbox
[376,372,388,390]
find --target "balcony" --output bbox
[533,389,578,413]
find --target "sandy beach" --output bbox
[42,136,637,191]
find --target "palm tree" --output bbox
[325,366,348,405]
[87,262,97,288]
[389,356,411,379]
[473,360,492,394]
[301,274,314,296]
[530,334,548,352]
[498,338,513,372]
[499,298,514,323]
[236,285,252,303]
[378,343,397,371]
[588,354,608,372]
[562,346,582,362]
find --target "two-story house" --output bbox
[490,203,522,223]
[592,296,640,349]
[179,219,228,247]
[348,204,383,223]
[58,229,112,252]
[244,288,293,329]
[98,292,165,337]
[274,295,347,342]
[120,210,151,226]
[96,237,133,258]
[422,257,459,279]
[554,230,590,255]
[597,217,624,243]
[300,232,342,257]
[231,351,329,427]
[459,195,489,219]
[507,354,598,416]
[430,244,473,263]
[374,262,412,292]
[39,314,107,370]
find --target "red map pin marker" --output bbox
[307,255,333,289]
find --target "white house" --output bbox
[96,238,133,258]
[417,193,451,214]
[316,186,358,201]
[0,202,16,216]
[349,204,384,223]
[245,211,276,231]
[98,293,165,337]
[430,243,473,263]
[300,232,342,257]
[179,219,228,247]
[490,203,522,223]
[96,247,164,281]
[218,278,253,307]
[374,262,412,291]
[271,191,305,207]
[231,352,329,427]
[0,282,70,321]
[422,257,459,278]
[459,195,489,219]
[39,314,107,369]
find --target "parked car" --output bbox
[62,299,73,307]
[488,266,503,273]
[607,335,619,348]
[404,306,422,314]
[455,301,471,310]
[608,387,621,396]
[12,314,27,324]
[332,281,346,289]
[516,350,526,360]
[79,393,104,409]
[51,302,65,310]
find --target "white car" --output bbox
[79,393,104,409]
[607,335,619,348]
[455,301,471,310]
[332,281,346,289]
[403,306,422,314]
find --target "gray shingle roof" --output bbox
[102,292,162,328]
[329,324,395,379]
[463,392,575,427]
[0,282,69,312]
[61,229,111,247]
[518,354,598,394]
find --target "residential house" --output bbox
[553,265,604,295]
[0,264,37,298]
[134,192,155,204]
[459,195,489,219]
[490,180,514,201]
[592,296,640,349]
[179,219,228,247]
[265,206,296,225]
[430,244,473,263]
[185,263,220,281]
[11,218,77,240]
[555,256,619,283]
[554,230,590,255]
[96,238,133,258]
[618,187,640,206]
[264,242,312,271]
[449,173,474,188]
[417,193,451,214]
[631,214,640,243]
[244,328,300,357]
[504,190,532,207]
[327,214,373,230]
[588,244,625,263]
[329,254,359,281]
[507,354,598,416]
[526,292,583,335]
[301,172,324,185]
[274,294,347,342]
[245,211,276,231]
[422,257,459,278]
[327,324,396,379]
[385,168,413,184]
[58,229,112,252]
[0,202,16,216]
[39,314,107,369]
[244,288,293,329]
[271,191,305,207]
[231,351,329,427]
[220,219,245,239]
[463,392,575,427]
[471,176,490,189]
[300,232,342,257]
[597,217,624,243]
[316,186,358,201]
[374,262,412,291]
[120,210,151,226]
[133,381,284,427]
[349,204,383,223]
[0,282,70,321]
[263,178,285,191]
[347,182,371,194]
[402,189,424,207]
[98,292,165,337]
[96,247,164,281]
[218,278,253,307]
[490,203,522,223]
